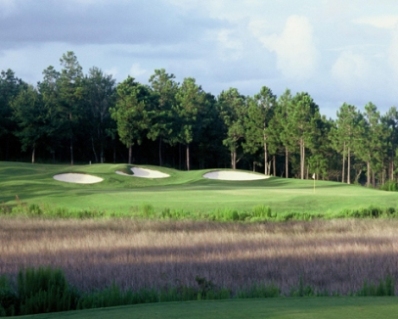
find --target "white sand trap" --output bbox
[116,167,170,178]
[53,173,103,184]
[132,167,169,178]
[203,170,270,181]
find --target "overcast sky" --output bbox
[1,0,398,117]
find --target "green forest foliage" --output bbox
[1,51,398,186]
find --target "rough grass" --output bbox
[2,218,398,296]
[2,162,398,218]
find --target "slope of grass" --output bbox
[10,297,398,319]
[1,161,398,218]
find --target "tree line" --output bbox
[1,51,397,186]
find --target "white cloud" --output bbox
[129,63,147,78]
[104,67,118,78]
[331,51,371,88]
[354,15,398,29]
[388,26,398,76]
[216,29,243,61]
[251,15,319,80]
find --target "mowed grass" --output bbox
[11,297,398,319]
[1,161,398,217]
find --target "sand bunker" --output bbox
[53,173,103,184]
[116,167,170,178]
[203,170,270,181]
[132,167,169,178]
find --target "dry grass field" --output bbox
[1,217,398,295]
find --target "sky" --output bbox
[1,0,398,118]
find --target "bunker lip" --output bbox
[116,167,170,178]
[203,170,270,181]
[53,173,103,184]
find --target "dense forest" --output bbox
[1,51,397,186]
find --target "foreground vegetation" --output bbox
[2,218,398,317]
[0,266,395,317]
[2,218,398,297]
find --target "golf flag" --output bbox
[312,173,315,179]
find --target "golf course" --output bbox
[1,161,397,218]
[2,161,398,318]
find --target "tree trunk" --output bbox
[382,168,386,185]
[367,161,371,187]
[128,144,132,164]
[355,169,362,184]
[31,144,36,164]
[100,142,104,164]
[347,146,351,184]
[263,136,268,175]
[231,148,237,169]
[273,155,276,176]
[391,160,394,181]
[300,139,305,180]
[186,143,190,171]
[285,147,289,178]
[70,139,74,165]
[342,142,346,183]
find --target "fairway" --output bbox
[1,161,397,217]
[12,297,398,319]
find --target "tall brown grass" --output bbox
[1,218,397,295]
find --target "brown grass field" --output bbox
[1,218,398,295]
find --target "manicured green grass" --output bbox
[1,161,398,218]
[11,297,398,319]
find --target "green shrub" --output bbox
[380,181,398,192]
[17,267,78,315]
[0,275,17,316]
[251,205,273,219]
[76,209,105,219]
[237,283,280,298]
[77,284,140,309]
[141,204,155,218]
[356,276,395,296]
[0,204,12,216]
[290,277,315,297]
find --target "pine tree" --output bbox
[287,92,321,179]
[148,69,178,166]
[110,76,150,164]
[218,88,246,169]
[243,86,276,175]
